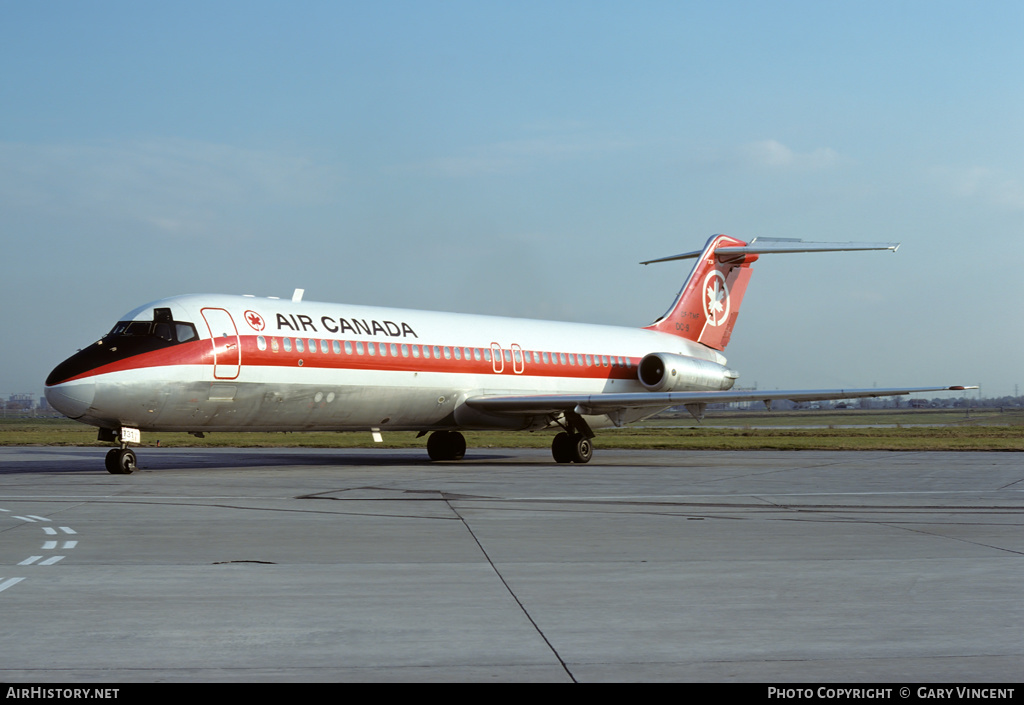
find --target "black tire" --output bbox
[427,431,448,461]
[427,431,466,461]
[551,432,573,463]
[117,448,137,475]
[105,448,121,474]
[448,431,466,461]
[571,434,593,464]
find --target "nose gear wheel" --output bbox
[104,448,137,474]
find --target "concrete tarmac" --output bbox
[0,447,1021,683]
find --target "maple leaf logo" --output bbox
[244,310,265,332]
[702,271,730,326]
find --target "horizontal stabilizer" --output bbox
[640,237,899,265]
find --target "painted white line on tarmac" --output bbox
[0,577,25,592]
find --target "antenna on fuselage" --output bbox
[292,288,305,302]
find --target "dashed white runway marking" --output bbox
[0,577,25,593]
[3,507,80,595]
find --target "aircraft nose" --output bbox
[45,380,95,419]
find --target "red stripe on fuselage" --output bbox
[54,335,640,383]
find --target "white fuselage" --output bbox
[45,293,734,435]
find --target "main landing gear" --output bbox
[549,408,595,464]
[426,409,596,464]
[427,430,467,461]
[551,432,593,464]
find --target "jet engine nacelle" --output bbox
[638,353,739,393]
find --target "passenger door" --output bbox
[200,308,241,380]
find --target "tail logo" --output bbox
[703,270,730,326]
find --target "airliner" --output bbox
[45,234,972,473]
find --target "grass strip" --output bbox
[2,414,1021,451]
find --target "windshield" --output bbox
[106,320,198,344]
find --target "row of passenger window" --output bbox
[255,336,633,369]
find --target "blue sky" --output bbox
[3,1,1022,398]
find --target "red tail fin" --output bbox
[644,234,758,351]
[643,235,901,350]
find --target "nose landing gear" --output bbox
[104,447,137,474]
[101,427,140,474]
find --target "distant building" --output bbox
[6,393,34,410]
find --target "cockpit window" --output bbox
[176,323,198,343]
[154,322,173,341]
[106,319,199,344]
[108,321,151,337]
[48,313,202,387]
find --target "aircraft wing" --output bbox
[465,386,975,419]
